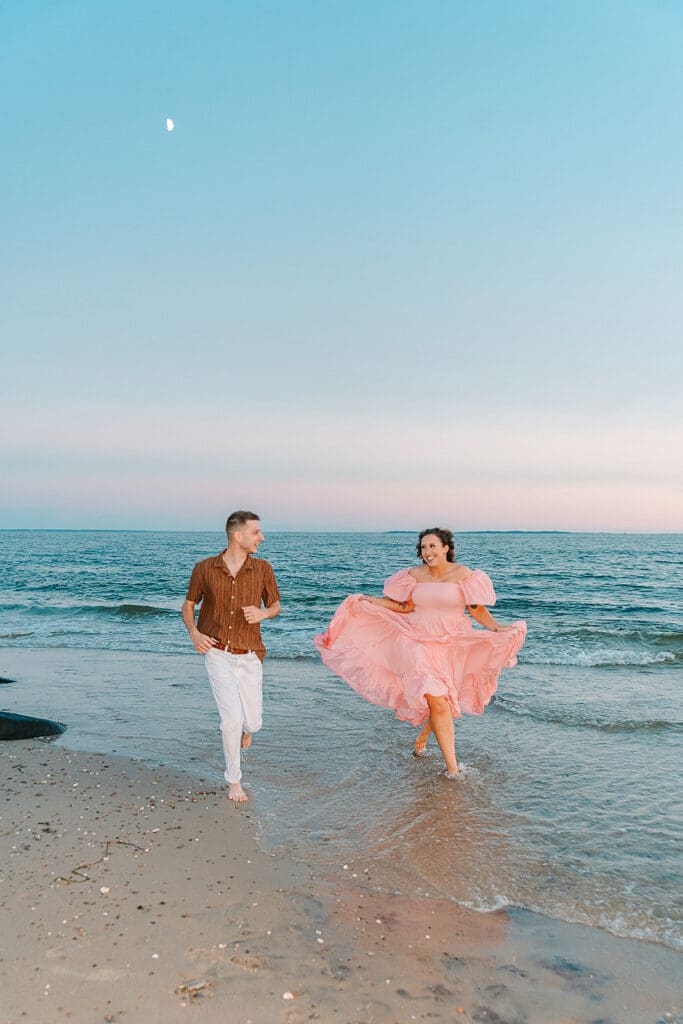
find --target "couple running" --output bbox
[182,511,526,802]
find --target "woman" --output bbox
[314,528,526,776]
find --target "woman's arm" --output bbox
[360,596,415,614]
[466,604,514,632]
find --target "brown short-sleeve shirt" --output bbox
[185,553,280,662]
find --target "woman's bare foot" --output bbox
[228,782,248,802]
[240,732,252,749]
[413,719,432,757]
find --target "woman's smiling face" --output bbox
[420,534,450,567]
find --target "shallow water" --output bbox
[255,661,683,952]
[1,530,681,950]
[2,648,681,952]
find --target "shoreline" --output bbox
[2,741,681,1024]
[1,645,681,1021]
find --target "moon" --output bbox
[165,118,174,132]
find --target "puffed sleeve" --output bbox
[461,569,496,606]
[383,569,416,603]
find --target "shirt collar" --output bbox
[213,551,255,574]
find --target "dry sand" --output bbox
[1,741,680,1024]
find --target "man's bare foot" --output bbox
[228,782,248,802]
[240,732,252,749]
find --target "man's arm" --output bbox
[181,599,218,653]
[243,564,281,624]
[242,600,280,624]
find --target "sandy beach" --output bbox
[2,735,680,1024]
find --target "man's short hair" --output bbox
[226,510,260,538]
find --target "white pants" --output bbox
[204,649,263,784]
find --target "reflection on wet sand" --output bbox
[339,755,519,911]
[329,883,509,958]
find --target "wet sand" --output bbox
[2,741,681,1024]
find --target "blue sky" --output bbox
[2,1,681,530]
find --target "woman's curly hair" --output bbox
[416,527,455,563]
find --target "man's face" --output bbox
[234,520,264,553]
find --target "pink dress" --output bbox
[314,569,527,727]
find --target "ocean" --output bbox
[1,530,681,952]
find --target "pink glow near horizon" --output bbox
[7,470,681,533]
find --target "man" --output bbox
[182,511,281,802]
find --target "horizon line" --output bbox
[0,528,681,537]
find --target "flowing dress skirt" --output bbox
[314,570,526,727]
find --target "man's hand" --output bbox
[181,600,217,653]
[192,631,218,654]
[242,605,266,624]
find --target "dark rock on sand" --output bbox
[0,711,65,740]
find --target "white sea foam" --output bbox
[451,763,481,779]
[524,648,676,667]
